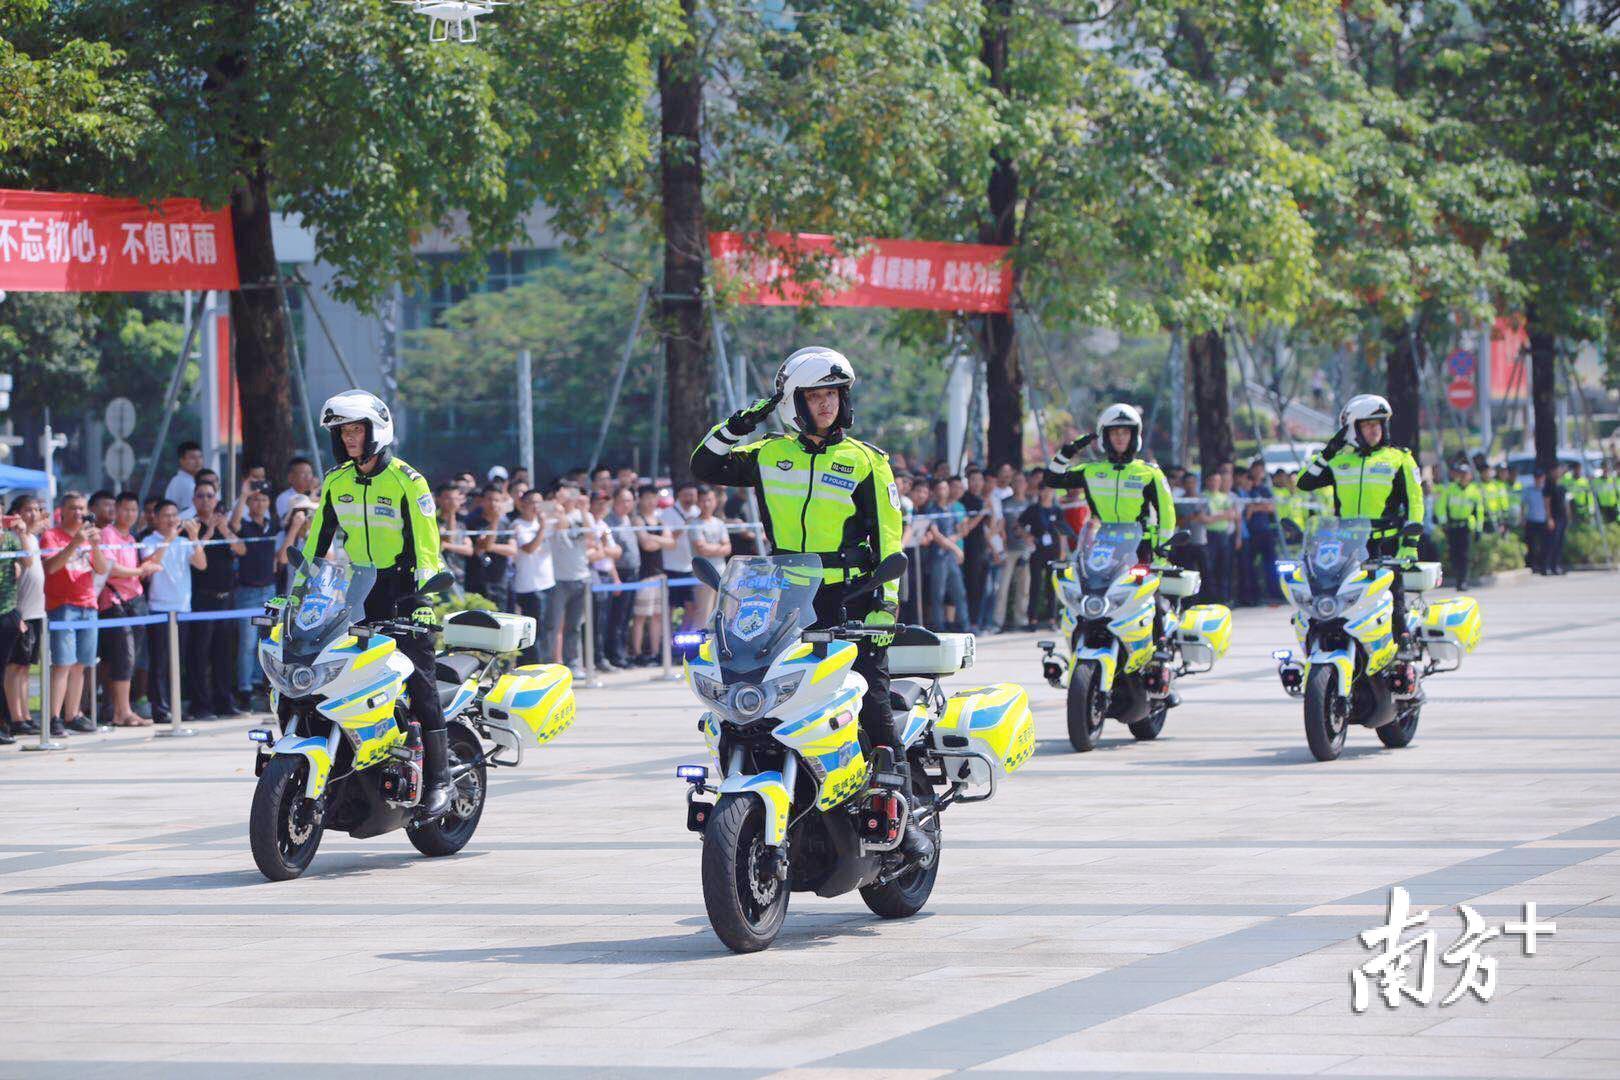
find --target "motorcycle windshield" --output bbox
[283,557,376,665]
[1075,522,1144,591]
[1302,517,1371,596]
[712,553,823,679]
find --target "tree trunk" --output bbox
[659,0,710,484]
[979,0,1023,468]
[1526,304,1559,471]
[230,165,294,481]
[1383,323,1422,455]
[1188,330,1234,471]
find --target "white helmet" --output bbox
[320,389,394,463]
[1096,402,1144,460]
[1339,393,1393,449]
[775,346,855,434]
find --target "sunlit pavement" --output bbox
[2,571,1618,1079]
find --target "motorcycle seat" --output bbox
[434,652,481,686]
[889,678,928,712]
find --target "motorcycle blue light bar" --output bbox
[672,632,707,647]
[676,764,709,783]
[248,728,274,743]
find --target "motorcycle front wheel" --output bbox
[1303,665,1349,761]
[702,794,790,953]
[1067,661,1105,752]
[860,770,942,919]
[409,725,488,857]
[249,756,325,881]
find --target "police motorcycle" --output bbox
[1272,518,1481,761]
[1038,522,1231,752]
[247,552,576,880]
[678,552,1035,953]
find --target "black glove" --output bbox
[1058,432,1096,459]
[1323,425,1349,458]
[726,393,783,437]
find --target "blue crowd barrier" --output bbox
[588,575,698,594]
[45,607,263,632]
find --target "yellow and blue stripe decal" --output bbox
[809,641,858,685]
[718,770,791,845]
[772,687,861,739]
[898,704,930,748]
[324,673,403,715]
[444,678,477,719]
[273,735,333,798]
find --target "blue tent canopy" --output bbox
[0,463,51,492]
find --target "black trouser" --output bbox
[364,570,444,736]
[1369,537,1411,645]
[146,618,174,721]
[1544,520,1567,574]
[1524,522,1544,571]
[812,588,897,751]
[0,609,19,727]
[1445,526,1472,586]
[185,589,235,714]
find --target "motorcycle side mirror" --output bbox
[842,552,909,597]
[285,547,305,571]
[420,570,454,596]
[693,557,722,591]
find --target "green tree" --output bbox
[5,0,672,479]
[1425,0,1620,467]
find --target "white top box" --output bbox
[442,610,537,653]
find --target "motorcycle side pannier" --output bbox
[931,683,1035,783]
[1175,603,1233,669]
[480,664,576,745]
[1420,596,1482,665]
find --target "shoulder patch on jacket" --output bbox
[417,493,435,515]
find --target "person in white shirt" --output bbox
[139,500,207,724]
[659,481,701,629]
[274,457,316,520]
[509,489,554,664]
[689,485,732,626]
[163,441,204,508]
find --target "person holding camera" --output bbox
[231,480,279,712]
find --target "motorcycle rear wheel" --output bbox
[250,756,325,881]
[1304,665,1348,762]
[1067,661,1105,752]
[860,771,942,919]
[409,726,488,857]
[1377,703,1421,748]
[702,794,790,953]
[1129,703,1167,741]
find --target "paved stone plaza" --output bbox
[1,572,1617,1079]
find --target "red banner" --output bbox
[1489,315,1529,399]
[0,189,239,292]
[710,231,1013,313]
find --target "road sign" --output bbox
[104,397,136,439]
[1447,350,1477,379]
[104,439,135,484]
[1447,377,1477,411]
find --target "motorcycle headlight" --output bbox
[729,683,767,718]
[1081,594,1109,619]
[764,672,804,709]
[1312,594,1342,619]
[692,672,727,704]
[261,652,346,698]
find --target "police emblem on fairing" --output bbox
[730,595,777,642]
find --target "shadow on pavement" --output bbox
[5,850,480,895]
[381,917,890,964]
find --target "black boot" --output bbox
[892,762,936,867]
[419,728,456,820]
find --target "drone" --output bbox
[391,0,513,43]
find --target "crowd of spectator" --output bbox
[0,434,1614,746]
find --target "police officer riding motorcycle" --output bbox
[1040,403,1178,560]
[303,390,457,819]
[691,346,932,863]
[1296,394,1425,649]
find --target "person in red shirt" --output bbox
[41,491,110,735]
